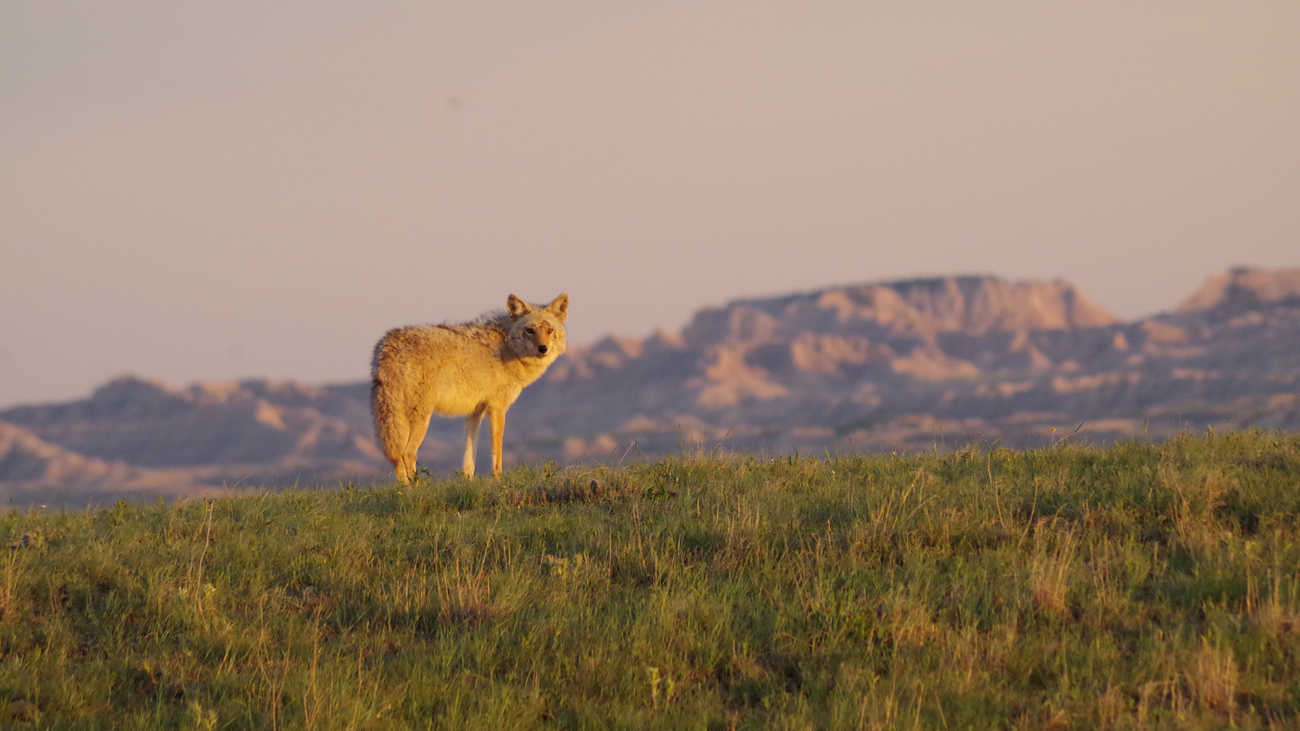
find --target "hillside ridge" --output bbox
[4,269,1299,504]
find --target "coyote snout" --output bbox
[371,293,569,481]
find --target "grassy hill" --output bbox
[3,432,1300,729]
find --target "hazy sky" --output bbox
[3,1,1298,408]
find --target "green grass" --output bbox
[3,431,1300,729]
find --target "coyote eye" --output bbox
[525,327,536,335]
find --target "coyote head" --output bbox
[506,293,569,361]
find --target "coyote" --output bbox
[371,293,569,481]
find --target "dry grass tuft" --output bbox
[1185,638,1239,715]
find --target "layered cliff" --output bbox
[4,269,1299,504]
[521,273,1290,454]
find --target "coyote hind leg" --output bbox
[399,411,432,483]
[397,451,418,483]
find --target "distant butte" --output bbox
[4,269,1300,505]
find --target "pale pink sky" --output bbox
[2,1,1298,408]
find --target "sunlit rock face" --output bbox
[1176,267,1300,314]
[4,271,1300,505]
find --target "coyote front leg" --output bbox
[487,403,507,477]
[462,404,486,477]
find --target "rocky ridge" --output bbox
[3,268,1299,505]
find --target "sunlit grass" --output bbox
[2,431,1299,728]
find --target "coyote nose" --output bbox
[538,345,548,355]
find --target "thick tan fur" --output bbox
[371,293,568,481]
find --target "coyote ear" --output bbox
[546,293,569,322]
[506,294,532,319]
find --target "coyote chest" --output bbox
[370,293,569,480]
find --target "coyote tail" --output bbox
[370,374,408,468]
